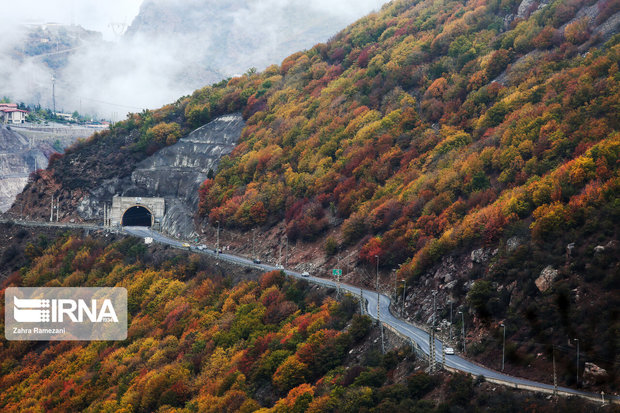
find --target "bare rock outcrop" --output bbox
[535,265,558,292]
[583,362,609,386]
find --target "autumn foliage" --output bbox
[0,236,368,411]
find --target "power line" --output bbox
[75,96,145,111]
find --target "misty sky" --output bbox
[0,0,143,40]
[0,0,388,119]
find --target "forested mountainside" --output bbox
[0,227,607,412]
[9,0,620,391]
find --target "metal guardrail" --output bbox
[383,322,428,362]
[442,365,617,405]
[0,218,100,230]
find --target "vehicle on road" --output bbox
[182,242,191,249]
[301,271,310,277]
[444,347,455,355]
[253,258,262,264]
[197,244,207,251]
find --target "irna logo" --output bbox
[5,287,127,341]
[13,296,119,323]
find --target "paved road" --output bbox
[0,219,614,403]
[121,226,617,404]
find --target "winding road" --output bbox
[121,226,617,404]
[0,218,615,404]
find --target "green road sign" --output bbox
[333,269,342,276]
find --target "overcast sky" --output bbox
[0,0,143,40]
[0,0,388,117]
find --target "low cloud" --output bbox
[0,0,387,119]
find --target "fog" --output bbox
[0,0,388,120]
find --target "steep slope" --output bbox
[9,0,620,391]
[0,228,606,412]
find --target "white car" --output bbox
[301,271,310,277]
[444,347,455,355]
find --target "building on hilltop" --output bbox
[0,103,29,124]
[55,113,75,122]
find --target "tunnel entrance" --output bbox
[121,206,153,227]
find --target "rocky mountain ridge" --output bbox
[74,114,245,237]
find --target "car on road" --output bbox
[253,258,262,264]
[182,242,191,249]
[197,244,207,251]
[301,271,310,277]
[444,347,455,355]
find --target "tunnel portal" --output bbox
[121,206,153,227]
[108,196,165,228]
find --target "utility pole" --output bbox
[574,338,579,385]
[360,288,364,315]
[375,255,380,326]
[401,279,406,317]
[430,291,437,372]
[50,196,54,222]
[442,344,446,369]
[52,75,56,116]
[500,323,506,371]
[392,269,397,299]
[56,196,59,222]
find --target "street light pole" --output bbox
[401,279,406,317]
[432,291,437,327]
[574,338,580,385]
[449,301,453,341]
[284,234,288,267]
[216,221,220,256]
[459,311,465,354]
[375,254,385,354]
[252,229,256,260]
[500,323,506,371]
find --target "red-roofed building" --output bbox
[0,103,29,124]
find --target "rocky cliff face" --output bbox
[0,127,48,212]
[0,124,106,213]
[77,114,245,236]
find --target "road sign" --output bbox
[332,269,342,276]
